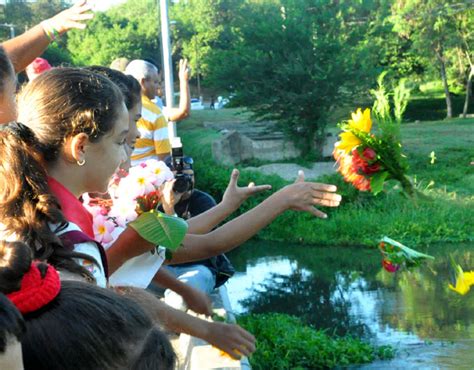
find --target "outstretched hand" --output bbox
[48,0,94,35]
[205,321,256,360]
[281,170,341,218]
[222,169,272,210]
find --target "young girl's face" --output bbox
[82,102,130,193]
[0,73,17,124]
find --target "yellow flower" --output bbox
[449,271,474,295]
[349,108,372,133]
[335,108,372,153]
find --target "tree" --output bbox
[390,0,468,119]
[66,0,161,66]
[202,0,384,157]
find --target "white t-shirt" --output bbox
[103,226,165,288]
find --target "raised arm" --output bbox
[164,59,190,122]
[3,0,93,73]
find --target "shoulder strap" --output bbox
[59,230,109,279]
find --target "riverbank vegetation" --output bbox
[180,109,474,248]
[238,313,395,369]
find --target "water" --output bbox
[225,241,474,369]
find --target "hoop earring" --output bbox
[77,159,86,166]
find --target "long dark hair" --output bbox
[0,240,176,369]
[0,46,14,97]
[0,68,124,276]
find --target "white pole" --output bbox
[159,0,177,141]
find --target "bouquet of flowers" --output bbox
[333,108,414,196]
[83,159,188,251]
[378,236,434,273]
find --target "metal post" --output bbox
[159,0,177,141]
[10,25,15,39]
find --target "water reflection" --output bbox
[226,241,474,367]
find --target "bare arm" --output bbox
[3,0,93,73]
[186,169,271,234]
[152,267,212,316]
[169,173,341,264]
[165,59,190,122]
[115,286,255,359]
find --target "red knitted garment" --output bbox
[7,263,61,314]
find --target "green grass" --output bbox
[179,109,474,247]
[238,313,395,369]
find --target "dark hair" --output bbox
[0,293,25,353]
[0,46,14,97]
[84,66,141,110]
[0,241,176,370]
[0,68,124,277]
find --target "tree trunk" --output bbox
[435,48,452,119]
[462,65,473,118]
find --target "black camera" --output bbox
[170,145,194,193]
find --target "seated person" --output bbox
[156,155,235,311]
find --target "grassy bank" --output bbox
[238,313,394,369]
[179,109,474,247]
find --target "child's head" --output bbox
[16,67,129,193]
[0,46,17,124]
[83,66,141,149]
[0,67,129,274]
[0,240,176,370]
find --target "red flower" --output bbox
[362,147,376,161]
[382,259,400,273]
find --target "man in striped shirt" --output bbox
[125,60,177,164]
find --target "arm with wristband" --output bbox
[2,1,93,73]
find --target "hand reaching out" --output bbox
[204,321,256,360]
[222,169,272,210]
[47,0,94,35]
[279,170,341,218]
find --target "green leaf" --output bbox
[380,236,435,262]
[370,171,389,195]
[129,211,188,251]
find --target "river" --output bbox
[225,240,474,369]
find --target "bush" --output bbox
[238,313,394,369]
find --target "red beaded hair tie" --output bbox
[7,262,61,314]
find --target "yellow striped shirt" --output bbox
[131,96,171,165]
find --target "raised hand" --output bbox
[222,169,272,210]
[279,170,341,218]
[178,59,190,82]
[160,179,182,215]
[47,0,94,35]
[204,321,256,360]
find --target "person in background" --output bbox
[2,1,93,74]
[159,155,235,311]
[25,57,52,81]
[110,57,130,72]
[125,59,190,163]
